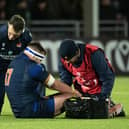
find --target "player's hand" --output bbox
[72,89,82,97]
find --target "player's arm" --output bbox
[58,58,73,86]
[45,74,82,97]
[28,64,81,97]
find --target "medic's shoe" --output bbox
[109,103,125,117]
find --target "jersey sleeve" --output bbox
[0,28,2,41]
[91,50,115,98]
[58,58,73,86]
[28,64,49,83]
[0,25,7,42]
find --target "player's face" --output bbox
[8,24,21,40]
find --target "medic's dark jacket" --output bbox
[0,24,32,73]
[58,43,115,98]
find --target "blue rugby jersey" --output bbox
[5,53,49,115]
[0,24,32,72]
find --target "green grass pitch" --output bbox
[0,77,129,129]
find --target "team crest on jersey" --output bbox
[16,42,22,47]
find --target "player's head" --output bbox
[8,14,25,40]
[59,39,80,64]
[24,41,47,63]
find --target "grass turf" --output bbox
[0,77,129,129]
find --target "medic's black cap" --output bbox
[59,39,78,60]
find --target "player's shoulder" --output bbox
[23,27,32,36]
[30,63,46,73]
[28,63,47,78]
[0,24,7,36]
[0,24,7,30]
[20,27,32,42]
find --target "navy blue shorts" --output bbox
[18,96,55,118]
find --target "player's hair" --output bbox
[8,14,25,33]
[27,41,47,55]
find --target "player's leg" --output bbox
[53,93,73,116]
[32,93,73,118]
[0,74,5,114]
[19,93,73,118]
